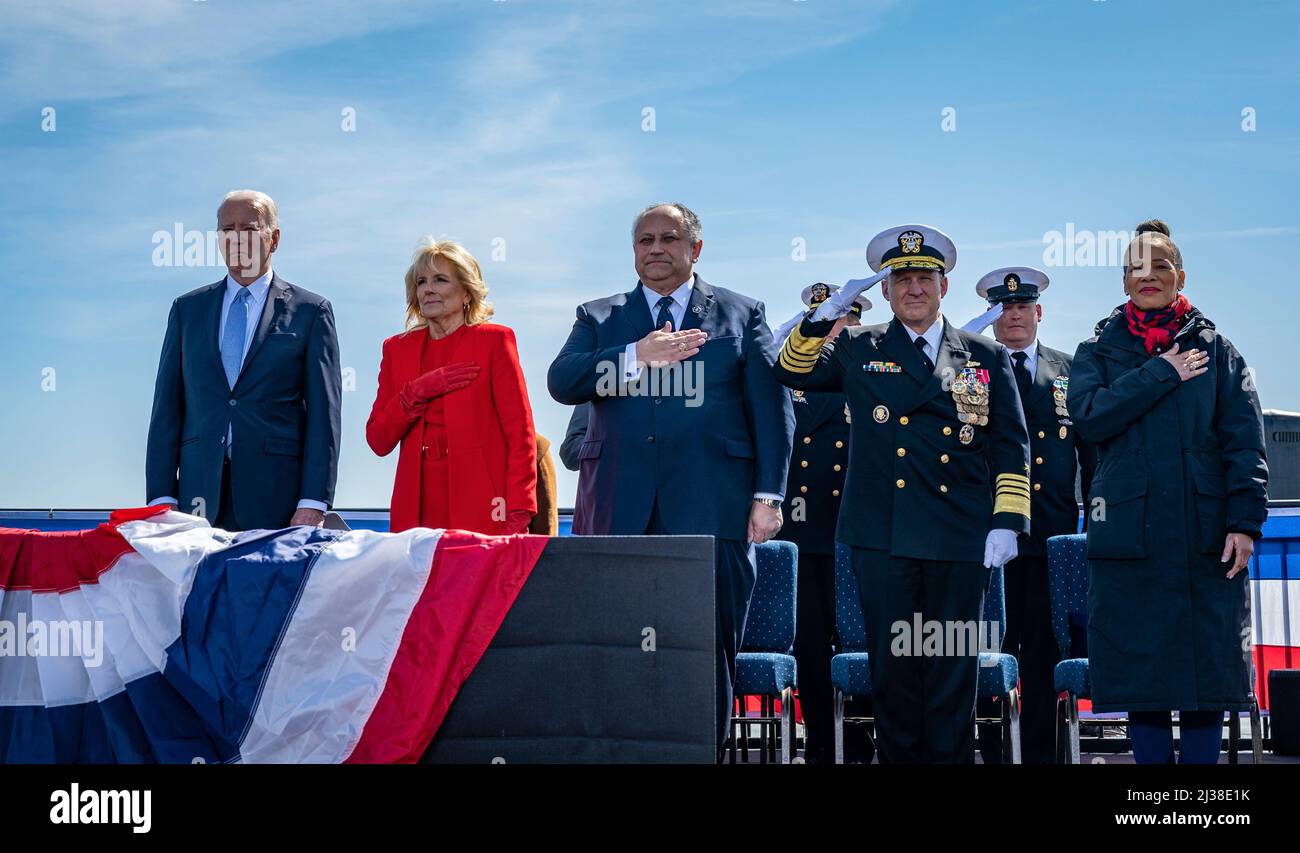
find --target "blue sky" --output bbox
[1,0,1296,509]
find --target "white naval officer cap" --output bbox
[866,224,957,274]
[975,266,1050,305]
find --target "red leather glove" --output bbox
[399,361,479,415]
[502,510,533,535]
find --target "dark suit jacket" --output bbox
[146,274,342,529]
[775,316,1031,563]
[547,275,794,540]
[781,390,852,555]
[1018,342,1097,556]
[558,403,590,472]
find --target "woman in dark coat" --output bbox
[1067,219,1268,764]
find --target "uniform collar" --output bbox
[1007,338,1039,363]
[901,313,944,354]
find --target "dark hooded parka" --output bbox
[1067,305,1268,712]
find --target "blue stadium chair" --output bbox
[730,539,797,764]
[831,543,872,763]
[979,564,1022,763]
[1047,534,1092,764]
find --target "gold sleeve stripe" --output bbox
[996,473,1031,490]
[779,350,816,373]
[995,493,1032,518]
[778,326,827,375]
[780,347,819,365]
[994,473,1032,517]
[785,325,825,358]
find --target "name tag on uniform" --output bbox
[865,361,902,373]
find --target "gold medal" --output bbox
[1059,425,1068,440]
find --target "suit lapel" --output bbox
[913,320,970,408]
[1028,345,1058,408]
[678,275,714,332]
[619,282,657,342]
[206,279,229,380]
[395,328,426,386]
[240,274,289,377]
[878,317,933,387]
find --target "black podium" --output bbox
[422,535,717,763]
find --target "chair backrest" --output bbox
[834,542,869,652]
[1047,534,1089,660]
[742,540,798,654]
[982,564,1006,653]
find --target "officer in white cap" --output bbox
[773,225,1032,763]
[781,283,873,763]
[967,267,1097,764]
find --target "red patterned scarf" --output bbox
[1124,293,1192,355]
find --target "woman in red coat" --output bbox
[367,239,537,534]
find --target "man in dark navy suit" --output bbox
[146,190,342,531]
[547,203,794,754]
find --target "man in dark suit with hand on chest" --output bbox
[548,202,794,756]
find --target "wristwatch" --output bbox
[753,498,782,509]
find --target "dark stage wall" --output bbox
[423,535,717,763]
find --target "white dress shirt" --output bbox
[150,269,327,515]
[901,314,945,367]
[623,274,695,380]
[1006,337,1039,381]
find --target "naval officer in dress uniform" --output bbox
[773,225,1032,763]
[781,283,873,763]
[967,267,1097,764]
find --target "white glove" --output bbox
[960,303,1004,335]
[772,308,806,344]
[811,268,890,322]
[983,529,1019,569]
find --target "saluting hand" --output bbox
[1222,532,1254,579]
[1160,343,1209,382]
[635,322,708,369]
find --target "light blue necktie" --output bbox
[221,288,251,389]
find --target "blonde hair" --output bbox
[403,238,494,331]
